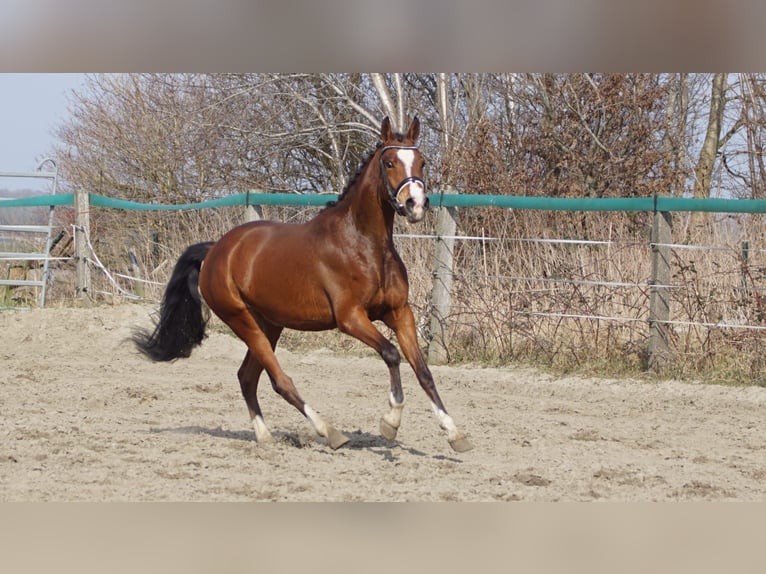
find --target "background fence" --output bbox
[0,162,60,307]
[2,190,766,380]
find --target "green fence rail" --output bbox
[0,193,75,208]
[5,189,763,370]
[4,192,766,213]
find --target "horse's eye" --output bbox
[385,161,394,169]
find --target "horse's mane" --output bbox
[325,132,406,208]
[324,144,380,208]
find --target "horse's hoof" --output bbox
[379,417,398,441]
[326,427,350,450]
[449,436,473,453]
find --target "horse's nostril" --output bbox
[423,196,430,210]
[405,198,416,210]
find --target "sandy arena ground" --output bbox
[1,303,765,501]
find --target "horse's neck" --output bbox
[343,162,395,241]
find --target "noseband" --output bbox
[379,145,427,215]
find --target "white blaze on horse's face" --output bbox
[395,149,428,223]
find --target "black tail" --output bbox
[132,242,214,362]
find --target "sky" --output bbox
[0,73,85,178]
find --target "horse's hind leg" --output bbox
[227,310,349,449]
[238,325,282,443]
[238,351,272,442]
[238,327,281,443]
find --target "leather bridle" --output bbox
[379,145,427,215]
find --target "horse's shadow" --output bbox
[150,425,254,442]
[148,425,463,462]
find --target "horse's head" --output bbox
[379,116,430,223]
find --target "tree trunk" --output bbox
[688,73,727,240]
[694,73,726,199]
[663,73,688,197]
[371,73,401,130]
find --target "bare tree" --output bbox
[693,73,728,200]
[724,73,766,199]
[662,73,690,197]
[45,72,766,375]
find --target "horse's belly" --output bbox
[250,285,336,331]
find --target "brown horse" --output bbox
[132,116,472,453]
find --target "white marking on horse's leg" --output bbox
[304,404,349,449]
[382,392,405,430]
[430,402,461,442]
[304,404,329,437]
[252,414,273,443]
[431,402,473,452]
[380,392,405,440]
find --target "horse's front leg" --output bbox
[384,307,473,453]
[335,307,406,441]
[379,367,405,442]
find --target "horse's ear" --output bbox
[380,116,393,141]
[407,115,420,142]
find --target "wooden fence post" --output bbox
[245,191,263,222]
[74,188,91,299]
[427,187,458,365]
[648,207,672,371]
[740,240,750,296]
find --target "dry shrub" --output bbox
[20,201,766,384]
[434,208,652,370]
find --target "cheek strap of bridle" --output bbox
[379,145,427,213]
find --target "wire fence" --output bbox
[3,191,766,377]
